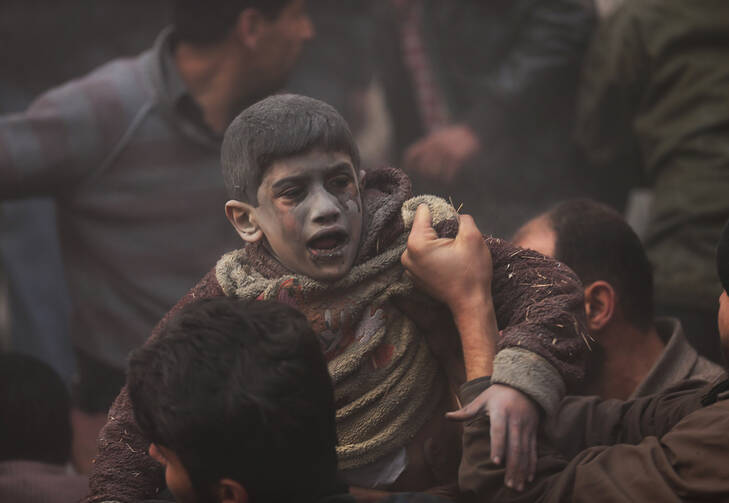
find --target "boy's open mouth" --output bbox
[307,229,349,258]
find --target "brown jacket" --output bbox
[459,375,729,502]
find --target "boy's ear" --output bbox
[225,200,264,243]
[234,7,267,50]
[216,478,248,503]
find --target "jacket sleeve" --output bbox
[462,0,595,139]
[85,269,224,503]
[0,83,112,199]
[486,238,587,416]
[458,378,729,503]
[545,378,712,458]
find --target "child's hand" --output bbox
[447,384,539,491]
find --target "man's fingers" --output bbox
[455,214,483,243]
[411,204,433,234]
[489,412,506,466]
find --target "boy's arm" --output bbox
[486,237,587,417]
[85,268,225,503]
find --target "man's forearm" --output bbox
[451,294,498,381]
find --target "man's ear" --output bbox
[583,280,616,332]
[225,200,263,243]
[234,8,267,50]
[216,478,248,503]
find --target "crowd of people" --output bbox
[1,0,728,502]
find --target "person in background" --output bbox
[575,0,729,363]
[0,353,88,503]
[0,0,313,472]
[403,199,729,501]
[513,199,724,400]
[375,0,595,238]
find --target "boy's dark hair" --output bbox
[547,199,654,331]
[0,353,72,465]
[127,298,341,503]
[174,0,292,46]
[221,93,361,204]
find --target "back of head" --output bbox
[221,93,360,205]
[174,0,291,46]
[547,199,654,331]
[0,353,71,465]
[127,298,340,503]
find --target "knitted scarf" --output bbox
[216,169,459,470]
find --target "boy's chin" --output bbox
[308,265,350,283]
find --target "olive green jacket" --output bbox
[576,0,729,310]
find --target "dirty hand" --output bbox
[402,125,480,183]
[401,204,493,314]
[447,384,539,491]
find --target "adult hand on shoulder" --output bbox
[401,204,493,314]
[402,125,480,183]
[447,384,539,492]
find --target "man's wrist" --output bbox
[451,294,498,380]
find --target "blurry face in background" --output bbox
[718,291,729,365]
[149,443,197,503]
[512,215,556,257]
[254,0,314,92]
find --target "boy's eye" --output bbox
[329,175,352,189]
[278,187,304,199]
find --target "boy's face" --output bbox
[235,150,364,282]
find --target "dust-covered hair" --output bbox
[221,94,360,205]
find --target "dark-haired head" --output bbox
[547,199,654,330]
[221,93,360,205]
[127,298,340,503]
[0,353,72,465]
[174,0,292,46]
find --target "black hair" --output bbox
[718,218,729,293]
[221,93,361,205]
[0,353,72,465]
[127,298,341,503]
[547,199,654,331]
[174,0,292,46]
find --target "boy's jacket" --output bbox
[86,168,587,502]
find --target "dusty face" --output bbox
[512,215,556,257]
[149,443,196,503]
[256,0,314,91]
[718,291,729,364]
[253,150,364,282]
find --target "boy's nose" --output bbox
[310,190,341,224]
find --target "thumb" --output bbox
[445,400,482,422]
